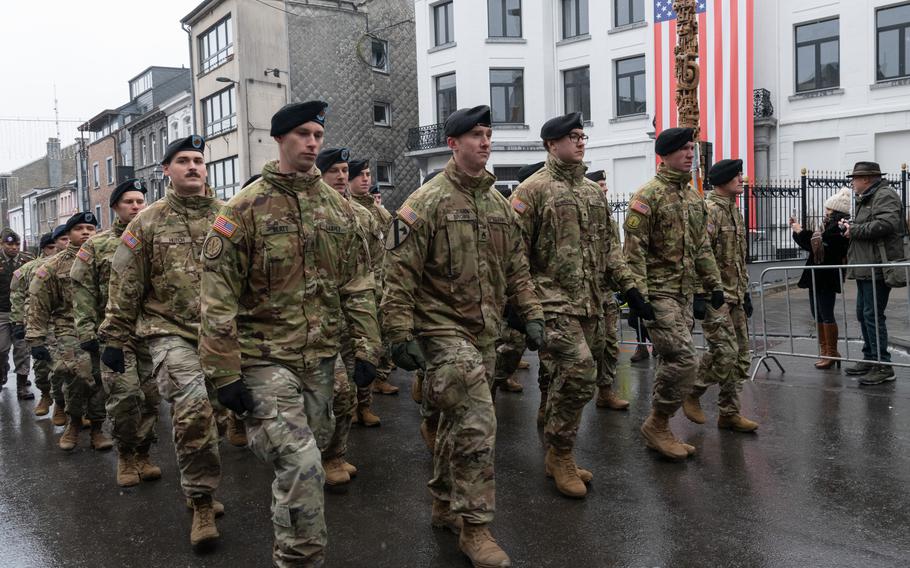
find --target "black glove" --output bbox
[693,294,707,320]
[503,303,525,332]
[80,339,100,353]
[624,287,655,321]
[217,380,256,417]
[710,290,725,310]
[31,346,51,361]
[353,359,377,388]
[11,323,25,341]
[101,347,125,374]
[744,293,754,318]
[390,339,427,371]
[525,320,546,351]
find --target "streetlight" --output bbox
[150,165,165,202]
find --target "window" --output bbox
[434,1,455,46]
[371,39,389,72]
[130,72,152,99]
[183,116,192,136]
[614,0,644,27]
[93,162,100,188]
[105,157,114,185]
[375,162,394,185]
[160,127,168,157]
[150,133,157,162]
[208,156,238,200]
[490,68,525,124]
[615,55,646,116]
[563,66,591,120]
[562,0,589,39]
[877,3,910,81]
[171,121,179,141]
[199,16,234,73]
[795,18,839,92]
[139,137,147,166]
[203,87,237,137]
[489,0,521,38]
[435,73,457,124]
[373,102,391,126]
[95,205,102,226]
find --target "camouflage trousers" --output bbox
[493,326,526,387]
[148,336,220,499]
[695,303,750,416]
[325,354,356,460]
[0,311,30,378]
[647,294,697,415]
[44,335,63,405]
[242,357,331,568]
[55,334,105,421]
[541,314,602,451]
[103,342,159,452]
[420,335,497,525]
[596,300,620,389]
[338,328,374,412]
[33,354,53,397]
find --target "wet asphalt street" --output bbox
[2,344,910,568]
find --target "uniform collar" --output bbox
[262,160,323,196]
[351,194,374,208]
[112,218,128,237]
[545,154,587,184]
[443,158,496,196]
[165,183,215,216]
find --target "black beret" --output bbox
[369,183,381,195]
[63,211,98,234]
[51,225,67,241]
[517,161,545,183]
[110,178,147,207]
[162,134,205,164]
[270,100,328,136]
[708,159,743,186]
[316,147,350,174]
[444,105,492,137]
[241,174,261,189]
[655,127,695,156]
[1,228,20,244]
[348,159,369,179]
[585,170,606,183]
[540,112,584,140]
[39,233,54,250]
[423,170,444,184]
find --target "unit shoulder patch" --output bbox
[203,235,224,260]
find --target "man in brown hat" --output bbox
[840,161,902,385]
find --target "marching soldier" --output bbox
[0,228,34,400]
[622,127,724,460]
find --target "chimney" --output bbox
[47,137,62,187]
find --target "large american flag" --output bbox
[653,0,754,181]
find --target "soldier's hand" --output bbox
[744,293,754,318]
[80,339,100,353]
[693,294,707,320]
[11,323,25,341]
[353,359,377,388]
[101,347,126,374]
[390,339,426,372]
[524,320,546,351]
[217,380,255,418]
[710,290,725,310]
[503,303,525,332]
[31,346,51,362]
[624,287,655,321]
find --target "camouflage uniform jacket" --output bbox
[99,185,223,348]
[510,155,635,318]
[0,250,34,312]
[622,163,722,297]
[27,243,80,342]
[199,160,381,388]
[381,157,543,346]
[71,218,127,343]
[349,197,386,288]
[704,192,748,303]
[352,193,392,290]
[10,255,50,325]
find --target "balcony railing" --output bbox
[407,123,446,151]
[753,88,774,118]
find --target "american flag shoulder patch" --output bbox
[398,204,420,226]
[511,198,528,214]
[76,248,92,263]
[212,215,238,238]
[12,269,21,280]
[630,200,651,215]
[122,231,141,250]
[36,267,49,279]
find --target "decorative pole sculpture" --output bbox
[673,0,704,189]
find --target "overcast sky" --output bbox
[0,0,196,172]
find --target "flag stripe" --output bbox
[669,19,677,128]
[655,20,663,138]
[714,0,724,161]
[730,0,739,160]
[698,10,708,139]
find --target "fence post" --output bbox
[800,167,808,228]
[743,177,752,262]
[902,163,908,226]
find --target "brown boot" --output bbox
[595,386,629,410]
[536,391,548,427]
[52,403,67,426]
[372,380,399,395]
[544,447,587,498]
[136,446,162,481]
[16,374,34,400]
[190,496,220,546]
[34,392,52,416]
[116,452,140,487]
[323,457,351,486]
[815,323,841,369]
[630,344,650,362]
[340,460,358,477]
[226,413,248,447]
[459,523,511,568]
[357,405,381,427]
[517,359,530,370]
[717,414,759,432]
[185,498,225,517]
[502,375,523,392]
[641,410,689,460]
[59,417,81,451]
[90,422,113,451]
[81,416,91,428]
[420,418,437,453]
[682,392,706,424]
[411,372,424,403]
[431,499,463,534]
[544,447,593,483]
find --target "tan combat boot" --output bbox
[372,380,399,395]
[411,372,424,403]
[51,403,67,426]
[59,417,81,451]
[136,445,162,481]
[544,448,588,498]
[323,457,351,486]
[340,460,358,477]
[34,393,52,416]
[116,452,140,487]
[641,410,689,460]
[536,391,548,428]
[459,523,511,568]
[717,414,759,432]
[185,498,225,517]
[90,422,113,451]
[357,404,381,427]
[682,393,706,424]
[544,447,593,484]
[502,374,523,392]
[595,386,630,410]
[630,344,650,362]
[517,359,530,370]
[190,496,220,546]
[431,499,463,534]
[420,418,437,453]
[226,413,248,447]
